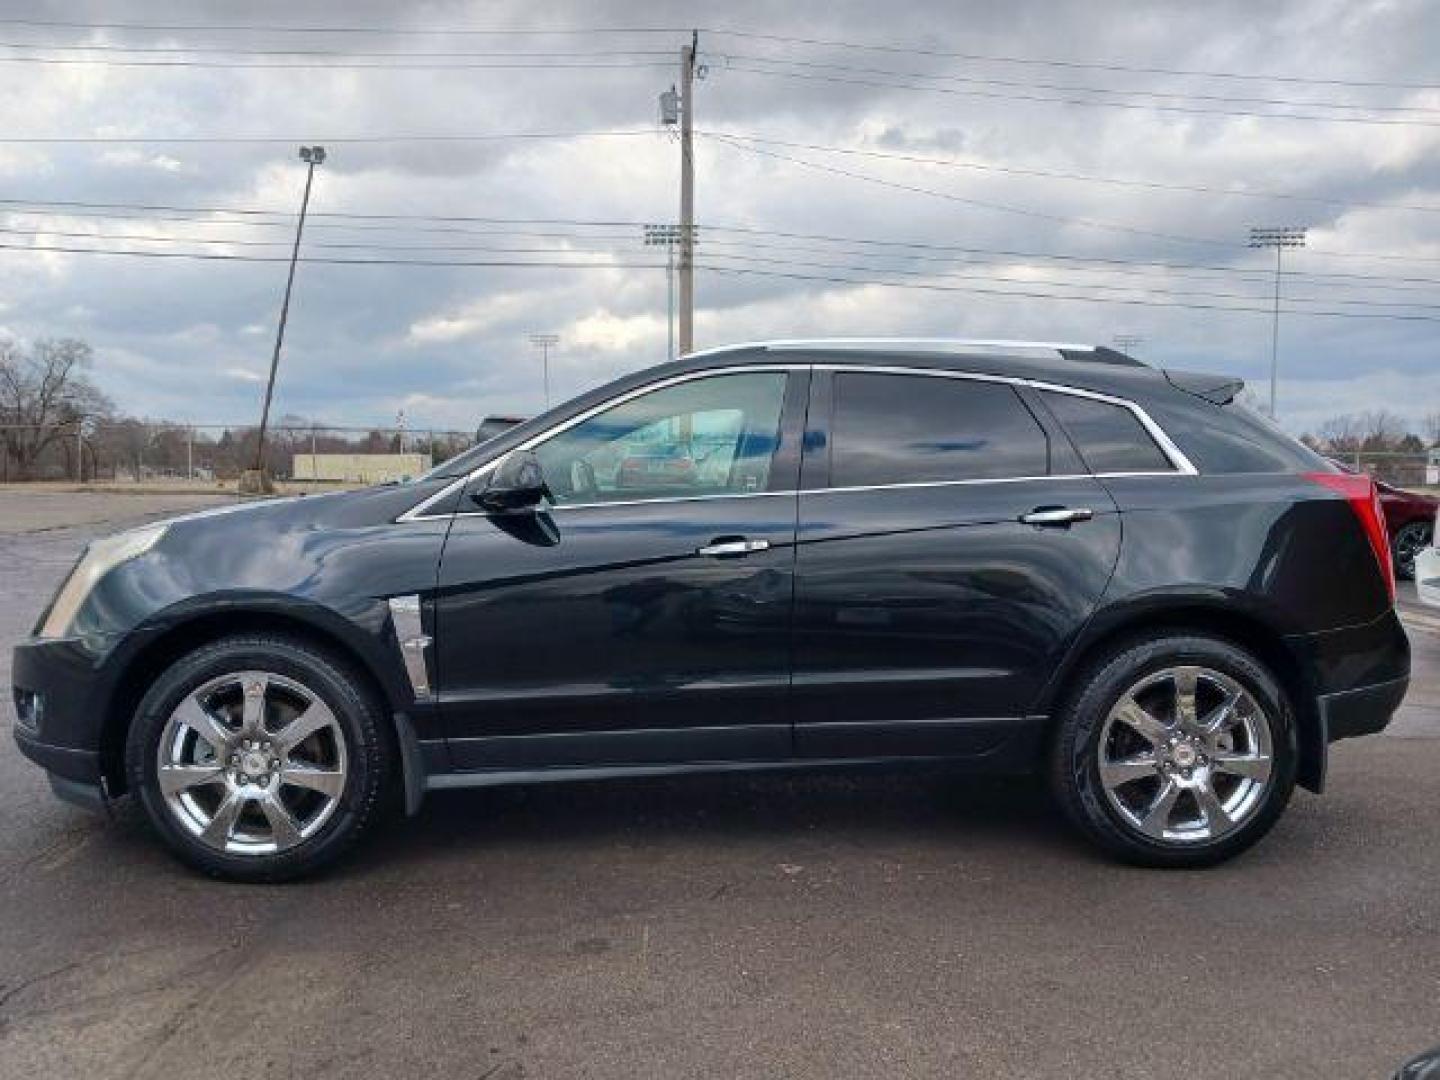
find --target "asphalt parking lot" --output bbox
[2,490,1438,1079]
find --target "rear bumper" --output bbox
[1319,673,1410,743]
[1285,608,1409,791]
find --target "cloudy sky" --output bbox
[0,0,1437,437]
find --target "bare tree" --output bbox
[1355,409,1407,450]
[1317,414,1365,454]
[0,338,112,478]
[1425,411,1440,447]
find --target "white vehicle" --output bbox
[1418,508,1440,608]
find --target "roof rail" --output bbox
[685,338,1143,365]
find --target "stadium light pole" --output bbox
[644,224,699,363]
[1248,225,1307,420]
[530,333,559,409]
[252,145,326,481]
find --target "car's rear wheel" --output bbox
[1394,520,1433,581]
[126,634,390,882]
[1050,633,1297,867]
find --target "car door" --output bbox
[791,366,1123,759]
[435,366,808,770]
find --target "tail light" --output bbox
[1305,471,1396,604]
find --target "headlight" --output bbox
[37,523,168,639]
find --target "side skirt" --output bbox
[423,718,1048,796]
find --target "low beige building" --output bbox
[291,452,432,484]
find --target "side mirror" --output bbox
[472,449,550,514]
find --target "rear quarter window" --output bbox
[1039,390,1174,474]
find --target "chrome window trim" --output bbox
[397,361,1197,522]
[1022,376,1199,476]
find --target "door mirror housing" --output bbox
[473,449,550,514]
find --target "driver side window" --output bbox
[534,372,787,505]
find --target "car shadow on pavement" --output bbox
[356,767,1083,872]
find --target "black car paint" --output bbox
[11,344,1411,810]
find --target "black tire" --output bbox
[1049,632,1298,868]
[125,634,391,882]
[1393,521,1432,581]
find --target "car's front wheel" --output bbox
[126,634,391,882]
[1050,633,1297,868]
[1394,520,1433,581]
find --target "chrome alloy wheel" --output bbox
[1394,521,1432,579]
[156,670,348,856]
[1097,666,1273,844]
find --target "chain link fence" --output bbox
[4,420,1436,492]
[1333,450,1440,490]
[0,421,476,487]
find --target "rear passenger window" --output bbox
[831,373,1050,487]
[1040,391,1173,474]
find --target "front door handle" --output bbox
[697,538,771,557]
[1020,507,1094,526]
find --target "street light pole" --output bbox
[252,145,326,480]
[529,333,559,409]
[1248,225,1307,420]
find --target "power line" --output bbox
[4,34,1426,123]
[0,41,675,58]
[0,17,1428,92]
[0,239,663,268]
[697,264,1440,323]
[703,132,1440,215]
[0,224,652,256]
[6,219,1439,296]
[0,17,683,38]
[0,129,660,144]
[701,29,1440,92]
[0,54,675,70]
[694,249,1440,311]
[6,238,1440,321]
[6,196,1440,280]
[708,138,1440,265]
[716,61,1440,129]
[712,52,1440,117]
[707,132,1236,248]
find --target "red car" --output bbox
[1331,460,1437,580]
[1379,478,1437,581]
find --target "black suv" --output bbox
[12,340,1410,880]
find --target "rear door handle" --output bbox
[1020,507,1094,526]
[696,538,771,557]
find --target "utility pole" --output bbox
[530,333,559,409]
[1113,333,1144,355]
[251,144,325,486]
[1248,225,1307,419]
[677,30,697,356]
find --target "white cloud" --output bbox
[223,367,265,383]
